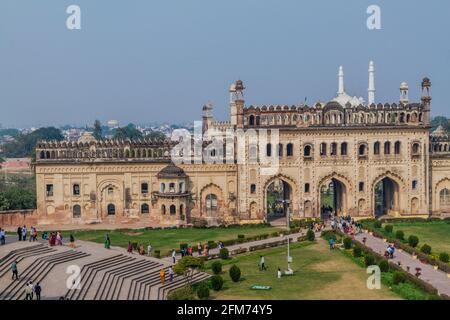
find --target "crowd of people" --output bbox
[16,225,38,242]
[330,215,363,236]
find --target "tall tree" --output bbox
[112,124,143,140]
[93,120,103,140]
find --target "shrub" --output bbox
[439,252,449,263]
[271,231,280,237]
[408,235,419,248]
[153,250,161,258]
[179,243,188,251]
[392,271,407,285]
[210,275,224,291]
[211,261,222,274]
[373,220,382,228]
[196,282,210,300]
[378,260,389,272]
[237,234,245,239]
[207,240,217,249]
[420,244,432,255]
[384,224,393,233]
[167,285,195,300]
[219,248,229,260]
[395,230,404,240]
[306,229,315,241]
[229,265,241,282]
[353,245,363,258]
[364,254,375,267]
[343,237,352,249]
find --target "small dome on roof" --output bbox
[400,81,408,89]
[157,163,187,179]
[431,125,448,138]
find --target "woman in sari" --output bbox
[159,269,165,285]
[69,234,76,248]
[127,241,133,254]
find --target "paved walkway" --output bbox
[162,230,309,264]
[355,231,450,296]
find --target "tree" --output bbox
[112,124,143,140]
[1,187,36,210]
[172,256,204,286]
[146,131,166,141]
[0,193,10,211]
[431,116,450,132]
[93,120,103,140]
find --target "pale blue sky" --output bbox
[0,0,449,127]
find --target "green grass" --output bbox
[58,224,281,255]
[204,240,400,300]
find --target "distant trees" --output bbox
[0,127,64,158]
[112,124,143,140]
[0,187,36,210]
[93,120,103,140]
[146,131,166,141]
[431,116,450,132]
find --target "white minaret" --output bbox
[368,61,375,105]
[400,82,409,104]
[338,66,344,95]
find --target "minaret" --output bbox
[368,61,375,105]
[421,77,431,125]
[229,80,245,127]
[399,82,409,104]
[202,102,213,134]
[338,66,344,95]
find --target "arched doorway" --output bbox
[107,203,116,215]
[265,178,292,222]
[319,178,347,218]
[374,177,400,217]
[205,194,218,217]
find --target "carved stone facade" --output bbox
[33,69,450,227]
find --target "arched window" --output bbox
[341,142,348,156]
[179,182,185,193]
[249,115,255,126]
[374,142,380,155]
[320,143,327,156]
[266,143,272,157]
[358,144,367,156]
[169,183,175,193]
[412,143,420,155]
[331,143,337,156]
[107,204,116,215]
[384,141,391,155]
[73,205,81,218]
[250,184,256,194]
[161,204,166,215]
[107,187,114,195]
[440,189,450,208]
[359,182,365,192]
[249,144,258,161]
[180,204,184,215]
[141,182,148,194]
[141,203,150,214]
[286,143,293,157]
[304,183,310,193]
[278,144,283,157]
[160,183,165,193]
[206,194,218,210]
[412,180,418,190]
[394,141,401,155]
[304,145,312,157]
[73,184,80,196]
[255,116,260,126]
[40,151,45,159]
[170,205,176,215]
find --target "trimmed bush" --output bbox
[153,250,161,258]
[420,244,432,255]
[364,254,375,267]
[211,261,222,275]
[439,252,449,263]
[384,224,393,233]
[306,229,315,241]
[353,246,363,258]
[343,237,352,249]
[196,282,210,300]
[229,265,241,282]
[408,235,419,248]
[210,275,224,291]
[373,220,382,228]
[395,230,404,240]
[378,259,389,272]
[219,248,229,260]
[179,243,188,251]
[167,285,195,300]
[237,234,245,239]
[208,240,217,249]
[392,271,407,285]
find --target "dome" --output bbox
[234,80,245,91]
[400,82,408,89]
[332,92,365,108]
[431,125,448,138]
[157,163,187,178]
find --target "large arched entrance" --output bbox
[319,178,347,218]
[265,178,292,223]
[374,177,400,217]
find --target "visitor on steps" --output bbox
[11,261,19,280]
[172,249,176,263]
[17,226,22,241]
[104,234,111,249]
[159,269,165,285]
[69,234,76,248]
[24,282,33,300]
[28,281,34,299]
[34,282,41,300]
[22,225,27,241]
[56,232,62,245]
[139,244,145,255]
[168,266,174,282]
[147,243,152,256]
[127,241,133,254]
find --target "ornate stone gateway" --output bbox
[265,178,292,223]
[374,177,400,217]
[319,178,347,219]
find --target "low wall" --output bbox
[0,209,39,228]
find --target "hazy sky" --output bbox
[0,0,449,127]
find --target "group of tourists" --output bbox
[159,266,174,285]
[24,281,42,300]
[47,231,63,246]
[17,225,38,242]
[331,215,363,236]
[385,244,396,259]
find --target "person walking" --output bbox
[28,281,34,300]
[259,255,267,271]
[168,266,174,282]
[171,249,176,264]
[127,241,133,254]
[277,268,282,279]
[22,225,27,241]
[0,228,6,245]
[11,261,19,280]
[34,282,41,300]
[159,269,165,285]
[17,226,22,241]
[197,242,202,256]
[69,234,76,248]
[329,237,335,250]
[29,226,34,242]
[147,243,152,256]
[104,234,111,249]
[24,282,33,300]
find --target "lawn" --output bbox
[373,220,450,255]
[205,240,400,300]
[60,224,281,255]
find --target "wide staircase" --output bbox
[0,241,210,300]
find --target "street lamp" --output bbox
[285,200,293,274]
